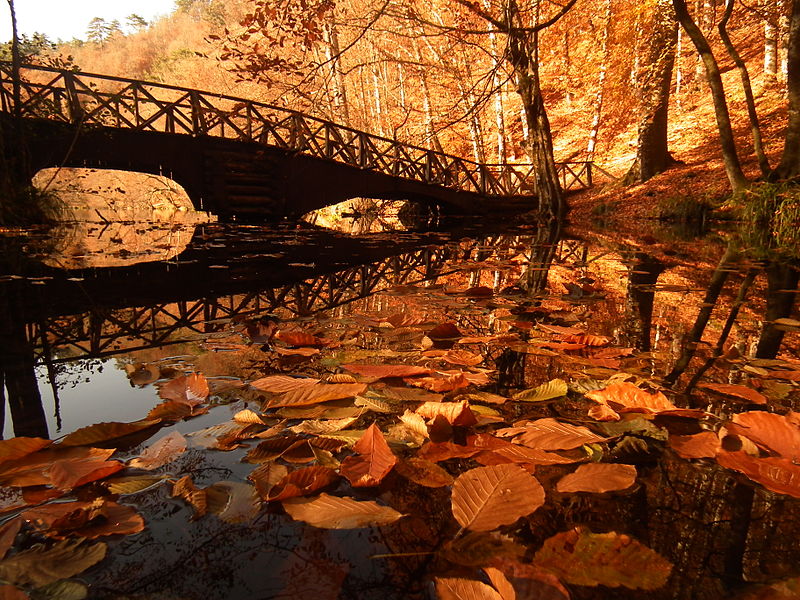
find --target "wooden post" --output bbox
[63,71,84,124]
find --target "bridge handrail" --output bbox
[0,61,593,196]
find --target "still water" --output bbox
[0,215,798,600]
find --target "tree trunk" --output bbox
[620,253,666,351]
[765,11,779,75]
[586,0,612,161]
[483,0,508,162]
[755,261,799,358]
[718,0,770,176]
[774,0,800,179]
[673,0,749,192]
[323,17,350,126]
[625,0,678,183]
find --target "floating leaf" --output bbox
[439,532,525,567]
[233,410,266,425]
[290,416,359,435]
[533,527,672,589]
[428,322,462,340]
[0,539,107,588]
[105,475,165,495]
[443,350,484,367]
[0,520,21,560]
[158,373,209,406]
[23,500,144,539]
[128,432,186,470]
[204,481,260,523]
[487,559,571,600]
[147,401,208,422]
[354,395,394,413]
[172,475,207,518]
[512,379,568,403]
[555,463,637,493]
[434,577,503,600]
[248,462,289,500]
[451,464,545,531]
[48,457,125,490]
[509,418,607,450]
[275,330,329,347]
[340,424,398,487]
[282,493,403,528]
[395,458,454,488]
[716,451,800,498]
[585,382,676,416]
[273,346,319,357]
[250,375,320,393]
[0,447,116,488]
[698,383,767,405]
[267,383,367,408]
[59,420,161,448]
[341,364,431,379]
[268,466,338,501]
[668,431,721,459]
[560,333,610,347]
[0,439,51,467]
[483,567,516,600]
[407,373,471,393]
[416,400,477,427]
[726,411,800,460]
[28,579,88,600]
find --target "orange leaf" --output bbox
[147,401,207,422]
[435,577,503,600]
[560,333,610,347]
[158,373,209,406]
[509,418,608,450]
[340,423,398,487]
[268,466,339,501]
[0,447,115,488]
[129,431,187,470]
[451,464,545,531]
[0,519,21,560]
[585,382,676,415]
[668,431,721,459]
[342,363,431,379]
[717,451,800,497]
[442,350,484,367]
[250,375,320,393]
[698,383,767,405]
[726,411,800,460]
[273,346,319,357]
[555,463,637,493]
[248,462,289,500]
[0,438,51,467]
[244,436,309,463]
[172,475,207,518]
[475,445,580,467]
[49,458,125,490]
[416,400,477,427]
[275,329,329,347]
[59,420,161,447]
[394,457,454,488]
[533,527,672,589]
[407,372,470,393]
[428,322,462,340]
[267,383,367,408]
[23,499,144,539]
[282,493,403,528]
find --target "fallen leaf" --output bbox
[128,432,187,470]
[341,364,431,379]
[451,464,545,531]
[439,532,525,567]
[585,382,676,415]
[204,481,260,523]
[716,451,800,498]
[233,410,266,425]
[407,373,470,393]
[443,350,484,367]
[273,346,319,357]
[268,466,339,501]
[560,333,610,347]
[512,379,568,403]
[340,424,398,487]
[698,383,767,405]
[59,420,161,448]
[668,431,721,459]
[23,500,144,539]
[394,458,454,487]
[147,401,207,422]
[275,330,329,347]
[0,520,21,560]
[555,463,637,493]
[428,322,462,340]
[487,559,570,600]
[282,493,403,528]
[726,411,800,460]
[508,418,607,450]
[0,539,107,588]
[0,439,51,467]
[48,457,125,490]
[267,383,367,408]
[250,375,320,393]
[0,447,116,489]
[248,462,289,500]
[533,527,672,589]
[158,373,209,406]
[172,475,207,518]
[483,567,516,600]
[416,400,477,427]
[104,475,165,495]
[434,577,503,600]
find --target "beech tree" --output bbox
[774,0,800,179]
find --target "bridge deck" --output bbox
[0,62,592,216]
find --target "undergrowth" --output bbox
[736,182,800,259]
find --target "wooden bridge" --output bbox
[0,62,593,219]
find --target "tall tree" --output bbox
[774,0,800,179]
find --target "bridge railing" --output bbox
[0,62,593,196]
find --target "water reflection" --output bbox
[0,221,798,599]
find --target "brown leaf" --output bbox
[23,499,144,539]
[428,322,462,340]
[439,532,525,567]
[475,445,581,467]
[0,539,107,588]
[716,451,800,498]
[267,383,367,408]
[128,431,187,470]
[407,373,471,393]
[250,375,320,393]
[172,475,207,518]
[487,559,571,600]
[533,527,672,589]
[48,457,125,490]
[248,462,289,500]
[726,411,800,460]
[273,346,319,356]
[395,457,454,487]
[158,373,209,405]
[585,382,676,415]
[555,463,637,493]
[233,409,267,425]
[268,466,339,501]
[326,373,358,383]
[434,577,504,600]
[244,436,309,463]
[340,424,398,487]
[443,350,484,367]
[59,420,161,447]
[204,481,260,523]
[0,438,51,467]
[483,567,516,600]
[416,400,478,427]
[275,329,329,347]
[342,363,431,379]
[668,431,721,459]
[451,464,545,531]
[0,520,21,561]
[0,584,28,599]
[282,493,403,528]
[698,383,767,405]
[0,447,115,488]
[560,333,610,347]
[147,401,208,422]
[509,418,607,450]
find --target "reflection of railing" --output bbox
[29,245,454,362]
[0,62,593,195]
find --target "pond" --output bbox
[0,214,798,600]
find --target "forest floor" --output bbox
[562,73,789,241]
